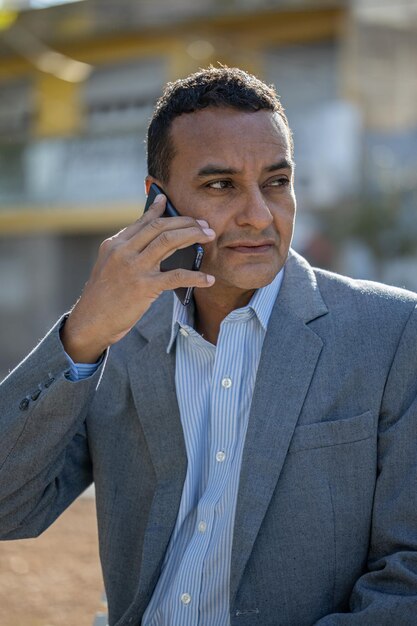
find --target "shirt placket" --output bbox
[200,315,248,626]
[166,321,245,625]
[162,332,214,625]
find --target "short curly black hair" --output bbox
[146,66,292,184]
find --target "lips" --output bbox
[226,240,275,253]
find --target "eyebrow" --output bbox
[266,158,294,172]
[196,158,294,178]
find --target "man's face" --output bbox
[154,106,296,299]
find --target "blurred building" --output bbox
[0,0,416,376]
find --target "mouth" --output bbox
[226,240,276,254]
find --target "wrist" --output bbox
[60,315,108,364]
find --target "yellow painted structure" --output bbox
[0,205,142,235]
[35,73,83,136]
[0,6,345,235]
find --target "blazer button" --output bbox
[31,389,42,401]
[19,398,30,411]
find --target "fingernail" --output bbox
[154,194,165,203]
[197,219,209,228]
[202,228,215,237]
[206,275,215,284]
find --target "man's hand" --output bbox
[61,194,216,363]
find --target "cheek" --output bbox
[181,198,215,225]
[201,238,218,261]
[194,205,228,236]
[168,188,199,219]
[279,212,295,230]
[273,200,296,226]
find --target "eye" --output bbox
[206,180,233,190]
[267,177,290,188]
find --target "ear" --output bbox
[144,175,161,195]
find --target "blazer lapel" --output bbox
[125,293,187,601]
[230,251,329,603]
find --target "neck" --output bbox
[193,286,256,345]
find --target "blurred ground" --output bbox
[0,497,104,626]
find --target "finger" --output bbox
[121,197,211,246]
[111,194,169,244]
[125,216,210,252]
[141,224,215,266]
[117,194,168,242]
[159,268,216,291]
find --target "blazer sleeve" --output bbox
[315,304,417,625]
[0,316,105,540]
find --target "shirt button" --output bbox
[216,450,226,463]
[179,328,189,337]
[181,593,191,605]
[221,377,232,388]
[198,521,207,533]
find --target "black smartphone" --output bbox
[143,183,204,306]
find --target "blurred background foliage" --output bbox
[0,0,417,377]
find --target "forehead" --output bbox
[169,107,291,174]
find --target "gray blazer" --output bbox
[1,250,417,625]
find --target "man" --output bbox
[1,66,417,626]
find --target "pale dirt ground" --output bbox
[0,497,105,626]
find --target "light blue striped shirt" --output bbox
[67,268,283,625]
[142,268,284,626]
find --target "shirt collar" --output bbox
[167,267,284,353]
[247,266,284,332]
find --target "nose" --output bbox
[235,186,274,231]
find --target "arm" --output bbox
[0,317,100,539]
[315,305,417,625]
[0,192,215,539]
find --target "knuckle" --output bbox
[149,217,165,231]
[99,237,113,253]
[100,234,126,253]
[195,272,206,282]
[107,241,121,256]
[158,230,172,247]
[170,269,186,284]
[106,242,128,265]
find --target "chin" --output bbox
[225,269,279,291]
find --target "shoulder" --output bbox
[285,249,417,335]
[310,268,417,353]
[314,265,417,317]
